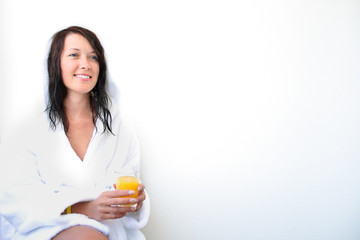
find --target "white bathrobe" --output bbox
[0,99,150,240]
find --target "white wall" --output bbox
[1,0,360,239]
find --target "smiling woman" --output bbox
[0,26,150,240]
[60,33,100,95]
[59,33,102,160]
[47,26,111,135]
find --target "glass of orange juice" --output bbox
[116,172,139,206]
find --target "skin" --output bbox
[52,226,109,240]
[71,184,146,220]
[53,33,146,238]
[60,33,100,160]
[61,33,99,97]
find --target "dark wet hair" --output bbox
[46,26,113,134]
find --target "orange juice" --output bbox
[116,176,139,205]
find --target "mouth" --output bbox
[74,74,91,79]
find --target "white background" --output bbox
[1,0,360,239]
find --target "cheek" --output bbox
[60,61,72,75]
[93,66,100,79]
[60,62,74,72]
[94,64,100,75]
[60,63,74,86]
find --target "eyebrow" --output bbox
[66,48,97,54]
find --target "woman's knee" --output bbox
[52,225,108,240]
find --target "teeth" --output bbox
[75,75,90,79]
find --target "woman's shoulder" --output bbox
[108,98,137,137]
[0,111,56,161]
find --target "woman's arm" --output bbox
[63,189,139,221]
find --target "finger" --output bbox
[136,191,146,202]
[101,212,127,220]
[135,201,143,211]
[103,205,136,214]
[133,191,146,212]
[103,205,137,218]
[106,197,138,206]
[138,184,145,192]
[103,189,136,198]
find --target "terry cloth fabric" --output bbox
[0,99,150,240]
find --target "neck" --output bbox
[63,92,92,120]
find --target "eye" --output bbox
[90,55,98,61]
[69,53,78,57]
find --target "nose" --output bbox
[80,57,91,70]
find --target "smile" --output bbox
[74,74,91,79]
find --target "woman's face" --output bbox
[60,33,99,96]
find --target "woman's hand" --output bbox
[113,183,146,212]
[71,189,139,221]
[135,183,146,212]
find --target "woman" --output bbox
[0,26,150,240]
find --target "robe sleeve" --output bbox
[106,118,151,230]
[0,144,104,235]
[121,131,150,229]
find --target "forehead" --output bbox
[63,33,95,52]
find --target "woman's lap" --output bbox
[52,225,108,240]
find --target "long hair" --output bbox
[46,26,113,134]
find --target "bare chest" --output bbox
[67,119,95,161]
